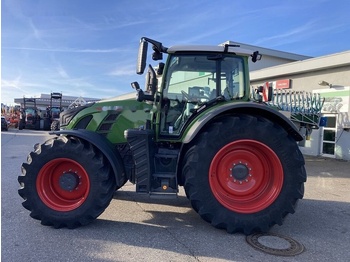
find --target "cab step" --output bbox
[149,192,177,199]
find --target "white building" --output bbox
[249,49,350,160]
[224,41,312,70]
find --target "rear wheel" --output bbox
[18,136,116,228]
[183,115,306,235]
[43,119,51,130]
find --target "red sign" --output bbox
[276,79,291,89]
[262,82,269,102]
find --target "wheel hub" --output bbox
[231,163,249,181]
[59,172,79,191]
[209,140,284,213]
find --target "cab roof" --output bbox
[167,44,255,57]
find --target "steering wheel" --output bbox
[181,90,210,104]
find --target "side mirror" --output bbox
[131,81,154,102]
[157,62,165,75]
[152,45,163,60]
[136,37,168,75]
[251,51,262,63]
[137,40,148,75]
[131,81,141,91]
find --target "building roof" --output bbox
[250,50,350,81]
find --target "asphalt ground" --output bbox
[1,128,350,262]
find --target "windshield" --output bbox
[25,108,36,115]
[51,107,60,112]
[160,53,246,135]
[164,54,245,101]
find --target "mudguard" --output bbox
[182,102,303,143]
[51,129,126,187]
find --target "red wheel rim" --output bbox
[36,158,90,212]
[209,139,283,214]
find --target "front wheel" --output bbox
[182,115,306,235]
[18,136,116,228]
[50,120,60,131]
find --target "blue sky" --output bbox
[1,0,349,105]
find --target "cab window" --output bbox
[160,54,245,135]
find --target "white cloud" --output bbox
[56,65,70,79]
[254,21,318,46]
[2,46,129,53]
[1,77,46,105]
[108,64,135,76]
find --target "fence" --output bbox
[268,89,325,127]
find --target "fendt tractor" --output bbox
[18,37,320,235]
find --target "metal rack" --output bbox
[269,89,325,127]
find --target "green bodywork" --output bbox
[61,98,153,144]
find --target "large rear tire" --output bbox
[18,136,116,228]
[182,115,306,235]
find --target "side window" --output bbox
[221,59,244,99]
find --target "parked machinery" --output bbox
[18,98,40,130]
[48,92,63,131]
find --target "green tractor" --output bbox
[18,37,308,235]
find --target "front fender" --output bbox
[182,102,303,143]
[51,129,126,187]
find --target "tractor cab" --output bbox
[132,37,261,137]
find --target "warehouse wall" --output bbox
[250,62,350,160]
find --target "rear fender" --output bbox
[182,102,303,144]
[51,129,126,188]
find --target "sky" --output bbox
[1,0,350,105]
